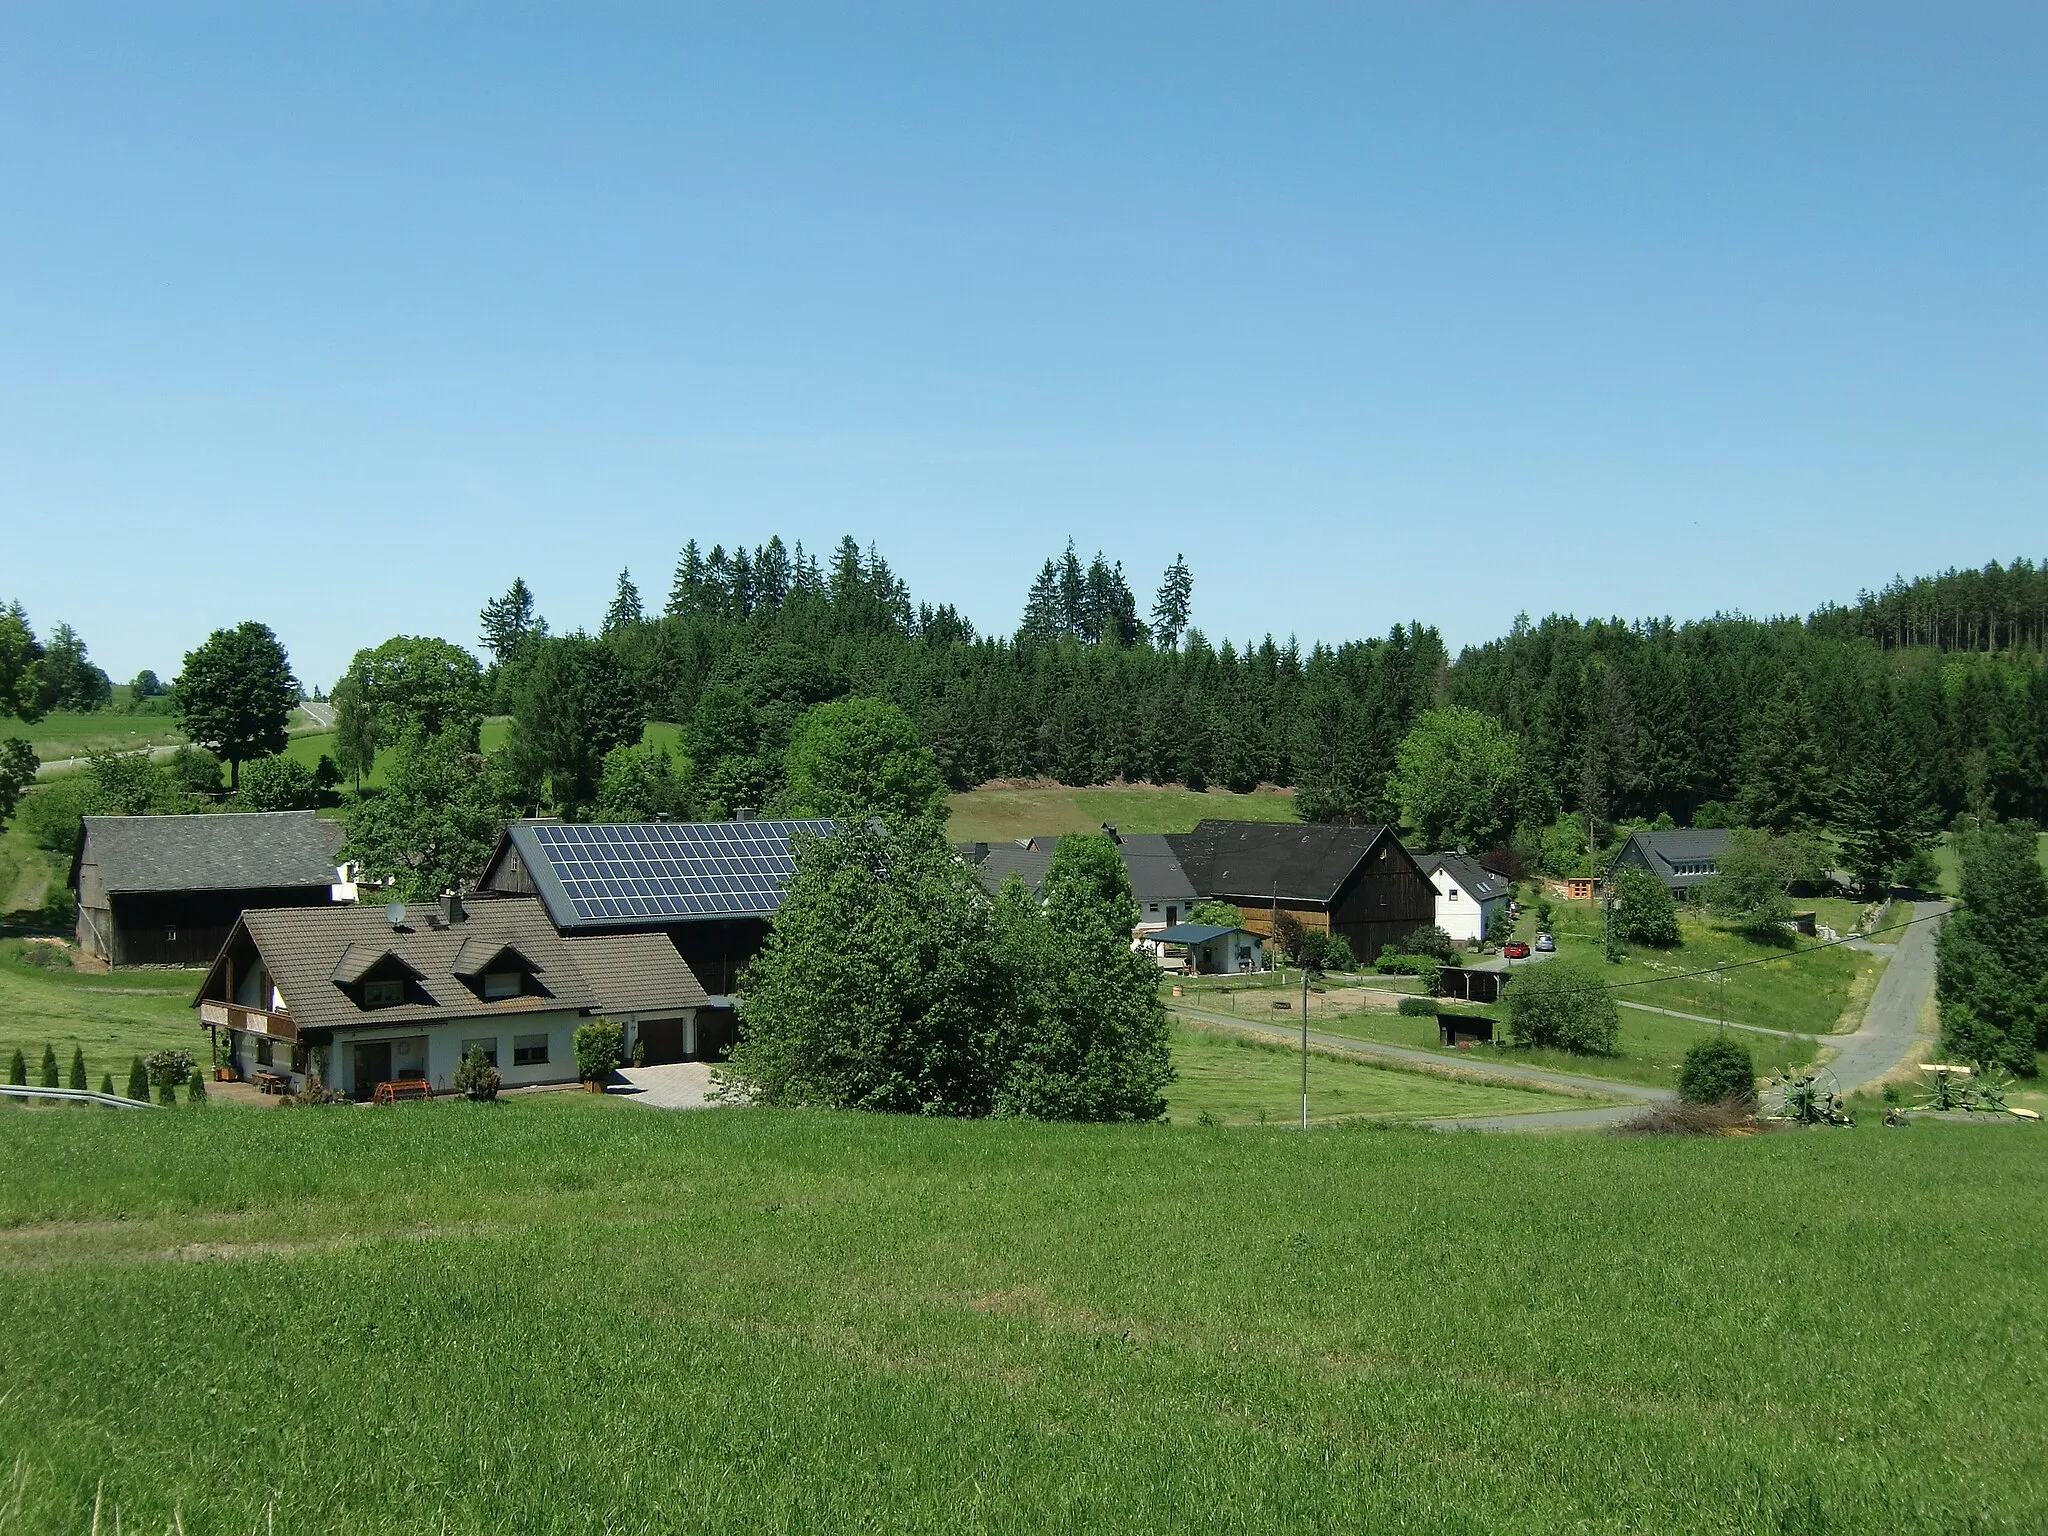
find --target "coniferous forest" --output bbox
[482,541,2048,842]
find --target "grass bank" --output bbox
[948,783,1297,844]
[0,1097,2042,1532]
[0,939,201,1076]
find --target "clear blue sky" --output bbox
[4,3,2044,688]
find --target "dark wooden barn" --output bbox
[1166,820,1435,962]
[70,812,346,968]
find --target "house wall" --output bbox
[1234,903,1331,941]
[324,1011,584,1097]
[1329,850,1434,960]
[1429,872,1505,944]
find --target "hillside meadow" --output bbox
[0,1096,2042,1533]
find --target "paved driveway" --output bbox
[609,1063,726,1109]
[1821,900,1947,1091]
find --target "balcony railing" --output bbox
[199,1000,299,1041]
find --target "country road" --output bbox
[1818,900,1947,1091]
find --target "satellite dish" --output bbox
[385,900,407,929]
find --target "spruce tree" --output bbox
[187,1071,208,1106]
[1018,560,1067,645]
[1836,708,1942,894]
[1734,681,1831,832]
[602,569,643,633]
[7,1048,24,1087]
[100,1073,114,1097]
[40,1043,59,1088]
[1936,817,2048,1074]
[69,1046,87,1092]
[126,1055,149,1102]
[1151,554,1193,649]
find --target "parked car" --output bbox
[1502,941,1531,959]
[1534,932,1556,952]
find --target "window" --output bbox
[363,979,405,1008]
[513,1033,549,1067]
[461,1037,499,1067]
[255,1036,274,1067]
[1148,903,1159,913]
[482,971,522,1000]
[1448,887,1460,900]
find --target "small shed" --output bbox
[1437,967,1507,1005]
[1151,923,1266,976]
[1437,1013,1496,1047]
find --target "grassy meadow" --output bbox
[947,783,1297,844]
[1,1096,2043,1533]
[1162,1022,1600,1124]
[0,939,202,1077]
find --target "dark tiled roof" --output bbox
[1118,833,1198,905]
[1418,851,1510,902]
[562,932,710,1016]
[1154,923,1247,944]
[82,812,343,895]
[205,897,602,1032]
[971,842,1058,895]
[1168,820,1397,905]
[1610,828,1730,885]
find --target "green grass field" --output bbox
[1163,1022,1597,1124]
[9,707,186,763]
[0,1096,2042,1532]
[947,783,1298,843]
[0,939,202,1078]
[1307,1003,1821,1090]
[1529,900,1883,1036]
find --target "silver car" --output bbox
[1533,932,1556,953]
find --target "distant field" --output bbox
[1,1098,2043,1531]
[1163,1021,1594,1124]
[949,783,1297,843]
[12,708,185,764]
[0,939,200,1076]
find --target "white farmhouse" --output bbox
[1416,851,1510,945]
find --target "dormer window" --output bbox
[363,979,405,1008]
[482,971,523,1000]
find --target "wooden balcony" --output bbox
[199,1000,299,1041]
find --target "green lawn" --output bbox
[0,811,57,916]
[948,783,1297,844]
[10,706,186,763]
[1529,900,1883,1035]
[0,939,202,1080]
[1163,1022,1596,1124]
[1309,1002,1820,1090]
[1,1097,2043,1531]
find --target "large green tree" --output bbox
[1734,680,1831,833]
[1935,818,2048,1075]
[342,636,485,748]
[1834,707,1942,894]
[1388,706,1522,850]
[730,818,1007,1113]
[781,697,947,825]
[171,622,297,789]
[504,635,643,817]
[594,741,691,823]
[343,731,508,901]
[1506,960,1619,1055]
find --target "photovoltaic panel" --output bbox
[527,820,836,925]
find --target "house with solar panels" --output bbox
[473,817,836,1063]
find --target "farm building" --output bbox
[958,829,1200,934]
[194,891,708,1098]
[1416,851,1511,944]
[1148,922,1266,975]
[1606,828,1730,896]
[475,817,837,1061]
[70,811,348,968]
[958,838,1058,897]
[1165,821,1434,961]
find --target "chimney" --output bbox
[735,807,754,822]
[442,891,466,927]
[973,842,989,860]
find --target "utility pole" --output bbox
[1301,959,1311,1131]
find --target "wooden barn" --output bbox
[1165,820,1435,962]
[71,811,347,968]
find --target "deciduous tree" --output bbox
[172,622,297,790]
[1388,707,1522,851]
[781,697,946,825]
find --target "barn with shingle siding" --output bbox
[1166,820,1434,961]
[70,811,347,968]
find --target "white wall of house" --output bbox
[1428,870,1505,944]
[327,1011,583,1096]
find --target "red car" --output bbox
[1502,941,1531,959]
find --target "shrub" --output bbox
[235,754,319,812]
[1407,925,1460,964]
[1678,1035,1756,1105]
[278,1077,346,1107]
[453,1045,503,1102]
[1611,865,1680,946]
[126,1055,149,1101]
[1189,900,1242,929]
[68,1046,87,1092]
[1397,996,1440,1017]
[1535,897,1555,931]
[1506,961,1619,1055]
[39,1043,59,1089]
[99,1072,115,1097]
[573,1021,624,1083]
[145,1049,195,1089]
[187,1072,208,1105]
[7,1048,25,1087]
[1297,930,1355,973]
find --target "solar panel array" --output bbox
[529,820,836,923]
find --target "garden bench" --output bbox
[372,1079,433,1105]
[253,1071,291,1095]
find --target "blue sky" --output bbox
[3,3,2044,688]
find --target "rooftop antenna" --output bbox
[385,900,407,930]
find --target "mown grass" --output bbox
[8,706,186,764]
[1163,1022,1591,1124]
[1309,1003,1821,1090]
[948,783,1297,844]
[1531,900,1883,1035]
[0,938,201,1077]
[1,1097,2043,1532]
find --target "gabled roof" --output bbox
[1609,828,1730,884]
[77,811,343,895]
[969,841,1058,896]
[1167,821,1403,906]
[484,818,836,932]
[1154,922,1253,945]
[201,897,598,1031]
[1118,833,1198,905]
[1417,851,1510,903]
[561,932,711,1016]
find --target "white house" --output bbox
[1416,852,1510,945]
